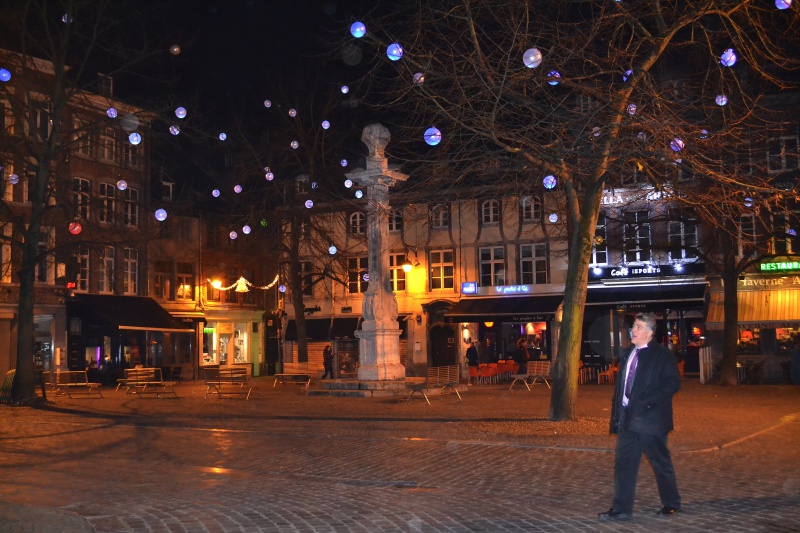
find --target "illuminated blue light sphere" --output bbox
[548,213,559,223]
[117,179,127,191]
[424,127,442,146]
[543,175,557,189]
[623,69,633,82]
[128,132,141,145]
[219,132,227,141]
[627,103,637,115]
[715,94,728,106]
[413,72,425,85]
[355,189,363,199]
[266,172,274,181]
[169,125,180,135]
[106,107,117,118]
[547,70,560,85]
[155,209,168,222]
[776,0,792,9]
[386,43,404,61]
[212,189,220,197]
[523,48,543,68]
[263,99,272,108]
[175,107,187,119]
[700,129,709,139]
[7,173,18,185]
[720,48,737,67]
[62,14,72,24]
[291,140,299,149]
[340,159,348,167]
[229,231,238,240]
[592,126,601,137]
[322,120,330,129]
[350,21,366,38]
[279,284,286,293]
[637,131,647,141]
[0,68,10,82]
[234,184,242,193]
[788,228,797,236]
[289,108,297,117]
[744,197,753,208]
[243,225,251,235]
[329,245,337,255]
[311,182,318,190]
[344,179,353,188]
[670,137,685,152]
[305,199,314,209]
[341,85,349,94]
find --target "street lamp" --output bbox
[402,258,413,273]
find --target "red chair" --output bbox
[477,364,494,385]
[468,365,479,385]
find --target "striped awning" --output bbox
[706,289,800,330]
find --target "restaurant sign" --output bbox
[760,260,800,273]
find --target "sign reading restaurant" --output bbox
[760,260,800,273]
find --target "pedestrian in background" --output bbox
[599,312,682,520]
[514,337,530,375]
[322,345,334,379]
[466,341,479,367]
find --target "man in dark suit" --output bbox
[599,312,682,520]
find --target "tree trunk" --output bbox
[719,268,740,386]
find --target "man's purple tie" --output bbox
[625,348,639,398]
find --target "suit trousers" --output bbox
[612,428,681,514]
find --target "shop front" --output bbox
[202,310,263,375]
[705,267,800,381]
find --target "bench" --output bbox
[205,367,262,399]
[43,370,104,398]
[407,365,462,405]
[117,368,177,398]
[273,362,314,391]
[510,361,552,391]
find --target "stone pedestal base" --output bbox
[355,326,405,381]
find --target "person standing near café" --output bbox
[466,341,479,368]
[322,345,334,379]
[599,312,682,520]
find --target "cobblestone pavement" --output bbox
[0,380,798,532]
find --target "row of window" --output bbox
[71,245,139,294]
[73,178,140,226]
[73,118,143,168]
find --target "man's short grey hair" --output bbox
[635,312,657,332]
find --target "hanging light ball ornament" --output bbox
[106,107,117,119]
[0,68,11,82]
[265,171,274,181]
[155,209,168,222]
[344,179,353,188]
[311,181,318,190]
[234,184,242,194]
[322,120,331,130]
[62,14,73,24]
[340,159,348,167]
[523,48,543,68]
[386,43,404,61]
[670,137,685,152]
[128,132,142,145]
[219,132,227,141]
[7,173,18,185]
[242,225,251,235]
[720,48,737,67]
[290,140,299,149]
[627,103,637,115]
[341,85,349,94]
[715,94,728,106]
[329,245,337,255]
[543,175,557,189]
[212,189,220,197]
[289,108,297,117]
[637,131,647,141]
[260,219,268,227]
[120,114,139,132]
[169,125,180,135]
[263,99,272,108]
[279,284,287,293]
[169,44,181,55]
[548,213,559,223]
[700,129,709,139]
[69,221,82,235]
[547,70,561,85]
[229,231,238,240]
[175,106,187,119]
[116,179,128,191]
[744,197,754,208]
[424,127,442,146]
[305,199,314,209]
[350,21,366,38]
[776,0,792,9]
[413,72,425,85]
[355,189,364,199]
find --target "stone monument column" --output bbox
[346,124,408,380]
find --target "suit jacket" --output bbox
[609,340,681,436]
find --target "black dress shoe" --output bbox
[598,508,631,519]
[657,506,681,515]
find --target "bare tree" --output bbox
[342,0,800,419]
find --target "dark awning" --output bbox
[67,294,194,333]
[445,295,563,323]
[586,283,706,311]
[285,318,360,341]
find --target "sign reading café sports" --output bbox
[760,260,800,272]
